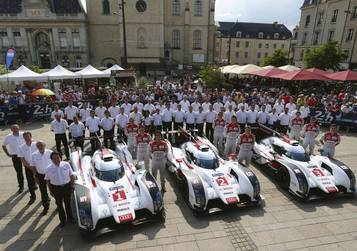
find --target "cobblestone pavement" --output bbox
[0,123,357,251]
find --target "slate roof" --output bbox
[0,0,83,14]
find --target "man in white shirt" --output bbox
[179,96,190,112]
[45,151,75,228]
[129,107,143,126]
[32,141,52,215]
[257,105,269,125]
[278,107,291,134]
[18,132,37,205]
[274,100,285,115]
[143,99,156,114]
[51,114,70,160]
[51,104,64,120]
[185,106,196,130]
[79,102,90,126]
[286,99,297,115]
[101,110,115,149]
[161,104,173,134]
[69,116,85,150]
[224,105,235,124]
[132,98,144,113]
[300,103,310,123]
[195,106,206,136]
[108,102,120,119]
[64,101,78,125]
[224,97,236,110]
[213,100,224,113]
[116,107,129,142]
[205,105,216,141]
[246,105,258,126]
[201,100,211,112]
[120,99,132,115]
[95,101,107,120]
[86,110,101,153]
[236,106,247,129]
[152,108,163,131]
[2,124,25,193]
[191,99,201,112]
[268,108,279,130]
[173,104,185,131]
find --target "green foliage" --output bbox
[198,65,224,89]
[137,77,149,88]
[28,65,45,73]
[0,65,6,74]
[264,49,289,67]
[303,41,348,71]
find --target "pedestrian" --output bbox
[64,101,78,125]
[95,101,107,120]
[289,111,304,140]
[101,110,115,149]
[161,103,173,135]
[185,106,196,130]
[86,110,101,153]
[237,125,256,166]
[278,107,290,134]
[267,108,279,130]
[68,116,85,150]
[136,125,151,170]
[115,107,129,142]
[50,114,70,160]
[2,124,25,193]
[125,118,138,156]
[152,108,163,132]
[18,131,37,205]
[224,116,240,158]
[31,141,52,215]
[213,112,225,153]
[79,102,91,127]
[51,104,64,120]
[205,105,216,141]
[302,117,320,155]
[319,124,340,158]
[257,105,269,125]
[45,151,75,228]
[236,106,247,130]
[246,105,258,127]
[195,106,205,137]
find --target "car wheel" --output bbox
[277,167,290,190]
[155,208,166,222]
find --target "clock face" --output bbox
[136,0,147,12]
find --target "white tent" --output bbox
[231,64,263,75]
[42,65,79,80]
[220,65,240,74]
[76,65,107,79]
[279,65,301,72]
[102,64,125,77]
[262,65,275,70]
[0,65,48,82]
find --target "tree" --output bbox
[264,49,289,67]
[303,41,348,70]
[198,65,224,89]
[0,65,6,74]
[28,65,45,73]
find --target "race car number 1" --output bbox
[112,190,126,202]
[216,176,229,186]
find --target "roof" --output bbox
[217,22,292,40]
[0,0,83,14]
[0,0,22,14]
[301,0,319,8]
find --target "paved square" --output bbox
[0,123,356,251]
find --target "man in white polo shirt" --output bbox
[32,141,52,215]
[64,101,79,125]
[2,124,25,193]
[51,114,70,160]
[86,110,101,153]
[116,107,129,142]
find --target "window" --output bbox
[102,0,110,15]
[302,32,308,45]
[258,43,262,48]
[17,55,25,65]
[257,52,261,58]
[331,9,338,23]
[236,31,242,38]
[273,44,277,49]
[0,30,8,37]
[305,15,311,27]
[235,52,239,58]
[193,30,202,49]
[58,29,67,48]
[328,30,335,41]
[258,32,264,39]
[294,32,298,40]
[236,41,240,47]
[244,52,248,58]
[62,55,70,67]
[13,29,22,46]
[352,6,357,19]
[317,12,324,25]
[172,30,180,49]
[0,30,9,47]
[72,29,80,48]
[265,52,268,57]
[245,41,249,48]
[346,28,354,42]
[75,56,82,68]
[274,33,280,39]
[265,43,269,48]
[194,0,202,16]
[300,49,304,60]
[281,44,285,49]
[172,0,180,16]
[313,31,320,45]
[13,31,21,37]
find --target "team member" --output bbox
[237,125,256,166]
[129,107,143,126]
[152,108,163,131]
[45,151,75,228]
[136,126,151,170]
[267,108,279,130]
[64,101,78,125]
[213,112,225,153]
[224,105,235,124]
[79,102,91,126]
[257,105,269,125]
[320,124,340,158]
[246,105,258,126]
[185,106,196,130]
[51,114,70,160]
[161,104,173,135]
[205,105,216,141]
[95,101,107,120]
[289,111,304,140]
[115,107,129,142]
[86,110,101,153]
[69,116,85,150]
[143,99,156,114]
[236,106,247,130]
[125,118,138,156]
[120,98,132,115]
[51,104,64,120]
[2,124,26,193]
[32,141,52,215]
[302,117,320,155]
[101,110,115,149]
[278,107,290,134]
[149,131,168,192]
[195,106,206,137]
[18,132,37,205]
[173,104,185,131]
[108,101,120,119]
[224,116,240,158]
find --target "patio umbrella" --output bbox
[31,88,55,96]
[271,70,331,81]
[251,68,287,77]
[327,70,357,81]
[306,68,330,77]
[278,65,301,72]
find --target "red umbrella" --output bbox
[306,68,330,76]
[327,70,357,81]
[251,68,287,77]
[271,70,331,81]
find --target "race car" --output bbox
[252,125,356,200]
[70,144,164,233]
[166,130,263,213]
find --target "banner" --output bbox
[310,108,357,128]
[5,48,16,69]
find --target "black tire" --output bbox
[79,228,96,238]
[276,167,290,190]
[155,208,166,222]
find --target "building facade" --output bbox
[0,0,89,69]
[293,0,357,69]
[215,22,292,66]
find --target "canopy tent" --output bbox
[219,65,240,74]
[306,68,330,77]
[327,70,357,81]
[0,65,48,82]
[76,65,107,79]
[102,64,125,77]
[278,65,301,72]
[262,65,275,70]
[42,65,79,80]
[271,70,331,81]
[231,64,263,75]
[251,68,287,77]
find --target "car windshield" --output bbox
[285,151,310,162]
[95,163,124,182]
[195,158,219,170]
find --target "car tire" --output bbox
[155,208,166,222]
[277,167,290,190]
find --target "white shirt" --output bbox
[195,112,206,124]
[69,122,85,137]
[144,116,152,126]
[268,112,279,125]
[258,111,269,124]
[64,106,78,120]
[120,103,132,115]
[191,102,201,112]
[161,109,173,122]
[205,111,216,123]
[143,103,156,113]
[185,112,196,124]
[179,100,190,112]
[86,116,100,132]
[32,149,52,174]
[224,101,236,110]
[238,103,249,111]
[173,110,185,123]
[246,110,258,124]
[170,102,178,111]
[224,111,235,123]
[236,110,247,124]
[2,132,25,155]
[108,106,120,119]
[101,117,115,131]
[202,102,211,112]
[286,103,296,115]
[79,108,91,122]
[18,142,37,165]
[51,119,68,134]
[278,113,291,126]
[300,106,310,118]
[132,102,144,112]
[129,112,143,125]
[213,102,223,112]
[115,113,129,129]
[51,110,64,120]
[274,103,284,114]
[45,161,73,186]
[95,106,107,119]
[152,113,163,126]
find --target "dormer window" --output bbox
[274,33,280,39]
[258,32,264,39]
[236,31,242,38]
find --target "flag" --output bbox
[5,48,16,69]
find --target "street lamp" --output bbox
[113,0,128,68]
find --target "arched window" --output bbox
[258,32,264,39]
[75,56,82,68]
[62,55,70,67]
[172,0,180,16]
[102,0,110,15]
[172,30,180,49]
[137,28,146,48]
[194,0,202,16]
[193,30,202,49]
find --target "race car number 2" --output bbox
[112,190,126,202]
[216,176,229,186]
[312,168,325,177]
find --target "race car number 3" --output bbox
[216,176,229,186]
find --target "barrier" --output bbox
[310,108,357,128]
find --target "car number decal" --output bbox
[216,176,229,186]
[312,168,325,177]
[112,190,126,202]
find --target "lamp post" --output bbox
[114,0,128,68]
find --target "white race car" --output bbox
[70,144,164,233]
[253,125,356,200]
[166,131,263,213]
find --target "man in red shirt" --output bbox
[224,116,240,158]
[125,118,138,157]
[213,112,225,153]
[320,124,340,158]
[237,125,256,166]
[136,126,151,170]
[289,111,304,140]
[302,117,320,155]
[149,131,168,192]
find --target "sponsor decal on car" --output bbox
[109,185,124,191]
[226,197,239,204]
[326,187,338,193]
[245,171,254,177]
[216,176,229,186]
[212,173,224,177]
[312,168,325,177]
[117,207,130,212]
[79,196,88,203]
[118,213,133,223]
[112,190,126,202]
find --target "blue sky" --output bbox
[215,0,303,30]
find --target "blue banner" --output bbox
[310,108,357,128]
[5,48,16,69]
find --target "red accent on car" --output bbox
[183,159,194,169]
[91,178,96,188]
[226,197,239,204]
[282,136,291,144]
[119,213,133,223]
[176,159,183,163]
[326,187,338,193]
[270,161,281,169]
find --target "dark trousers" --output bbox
[239,123,246,133]
[89,132,100,153]
[196,123,204,136]
[117,127,127,142]
[55,134,70,159]
[73,137,84,150]
[163,122,172,132]
[18,104,28,123]
[25,167,36,199]
[280,125,289,134]
[103,129,114,149]
[205,123,214,141]
[186,123,195,130]
[51,183,73,223]
[174,122,184,131]
[11,156,24,189]
[38,173,50,209]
